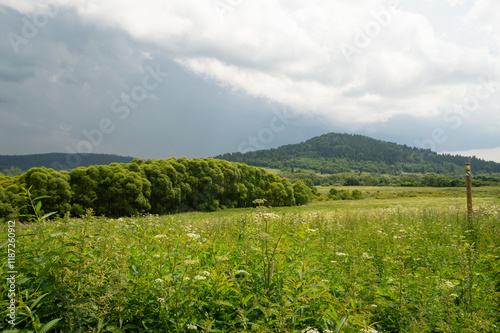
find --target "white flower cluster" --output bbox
[187,323,197,330]
[154,234,168,239]
[360,328,378,333]
[187,233,201,240]
[194,275,206,281]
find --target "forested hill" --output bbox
[215,133,500,176]
[0,153,135,172]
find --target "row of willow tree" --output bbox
[0,158,314,219]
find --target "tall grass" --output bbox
[1,204,499,332]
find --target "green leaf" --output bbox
[242,294,254,306]
[29,293,50,310]
[38,318,61,333]
[41,212,57,220]
[35,201,42,213]
[215,301,235,308]
[33,195,51,201]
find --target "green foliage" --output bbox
[0,184,13,218]
[19,167,72,217]
[292,181,313,205]
[1,202,498,332]
[0,158,313,220]
[216,132,500,176]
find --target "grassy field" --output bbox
[1,187,499,332]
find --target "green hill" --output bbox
[0,153,135,173]
[215,133,500,176]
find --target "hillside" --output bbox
[215,133,500,176]
[0,153,135,172]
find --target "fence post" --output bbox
[465,163,472,224]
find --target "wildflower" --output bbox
[362,253,372,259]
[336,252,347,256]
[450,293,459,298]
[194,275,206,281]
[201,271,210,276]
[216,255,229,261]
[301,327,320,333]
[444,280,455,288]
[157,298,165,303]
[393,235,401,239]
[331,260,338,263]
[185,259,199,265]
[155,278,164,283]
[360,328,378,333]
[183,277,190,281]
[153,254,161,258]
[371,304,378,308]
[154,234,168,239]
[187,324,197,330]
[187,233,201,240]
[307,228,317,233]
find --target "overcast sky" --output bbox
[1,0,499,162]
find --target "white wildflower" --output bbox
[157,298,165,303]
[187,324,197,330]
[155,278,164,283]
[362,253,373,259]
[450,293,459,298]
[201,271,210,276]
[183,277,190,281]
[301,327,320,333]
[194,275,206,281]
[185,259,199,265]
[153,254,161,258]
[154,234,168,239]
[360,328,378,333]
[336,252,347,256]
[187,233,201,240]
[444,280,455,288]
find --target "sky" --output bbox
[1,0,499,163]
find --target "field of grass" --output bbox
[1,187,499,332]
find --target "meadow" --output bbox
[1,187,499,332]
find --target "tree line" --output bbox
[279,170,500,187]
[216,133,500,176]
[0,158,314,220]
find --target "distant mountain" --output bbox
[215,133,500,176]
[0,153,135,172]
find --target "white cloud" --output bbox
[442,146,500,163]
[1,0,499,156]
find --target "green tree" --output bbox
[69,166,99,216]
[0,185,13,219]
[264,182,287,206]
[292,181,313,205]
[19,167,72,216]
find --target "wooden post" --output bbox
[465,163,472,223]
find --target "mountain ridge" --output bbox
[214,132,500,176]
[0,152,135,172]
